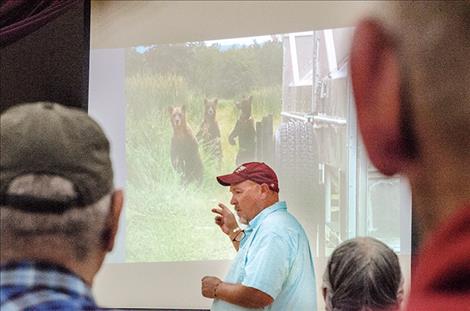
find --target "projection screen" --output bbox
[88,1,411,310]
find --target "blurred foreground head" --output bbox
[350,2,470,237]
[351,3,470,310]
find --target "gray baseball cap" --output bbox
[0,102,113,212]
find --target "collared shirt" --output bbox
[1,261,99,310]
[212,201,317,311]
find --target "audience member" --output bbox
[350,2,470,310]
[0,102,123,310]
[322,237,403,311]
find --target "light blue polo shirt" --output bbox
[211,201,317,311]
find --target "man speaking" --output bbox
[201,162,317,310]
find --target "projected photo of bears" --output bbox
[124,28,402,263]
[125,36,283,262]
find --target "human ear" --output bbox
[351,19,411,175]
[259,183,270,199]
[104,190,124,252]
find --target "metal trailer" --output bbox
[275,28,405,257]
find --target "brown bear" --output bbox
[168,105,203,184]
[228,95,256,165]
[196,98,222,167]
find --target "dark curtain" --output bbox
[0,0,90,112]
[0,0,78,47]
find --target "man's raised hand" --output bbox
[212,203,238,235]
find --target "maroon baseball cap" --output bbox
[216,162,279,192]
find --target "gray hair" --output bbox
[0,174,112,261]
[322,237,403,311]
[374,2,470,161]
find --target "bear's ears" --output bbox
[168,105,185,114]
[205,98,218,105]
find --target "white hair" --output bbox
[322,237,403,311]
[0,174,112,261]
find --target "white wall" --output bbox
[94,256,411,310]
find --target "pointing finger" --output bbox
[211,207,223,215]
[218,203,233,215]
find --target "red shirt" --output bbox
[407,205,470,310]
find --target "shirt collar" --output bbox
[247,200,287,230]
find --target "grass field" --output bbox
[125,73,281,262]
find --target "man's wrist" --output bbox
[229,227,243,241]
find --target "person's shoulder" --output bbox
[261,209,290,228]
[407,206,470,310]
[263,209,304,228]
[260,212,306,243]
